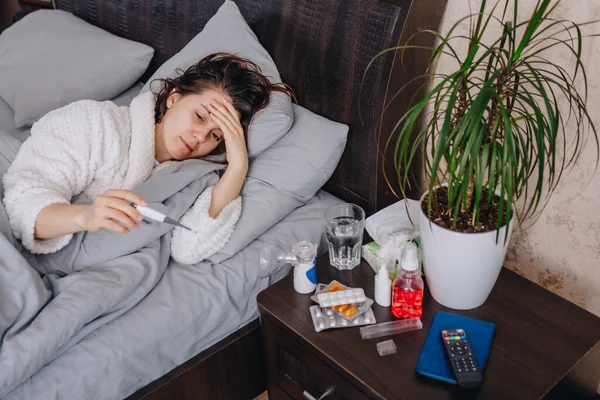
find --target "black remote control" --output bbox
[441,329,483,388]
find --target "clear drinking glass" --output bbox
[325,203,366,270]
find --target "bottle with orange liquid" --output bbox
[391,243,423,319]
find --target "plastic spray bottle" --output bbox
[375,263,392,307]
[391,243,423,318]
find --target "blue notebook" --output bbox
[416,311,495,384]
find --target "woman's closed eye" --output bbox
[196,112,204,121]
[212,131,222,141]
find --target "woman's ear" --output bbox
[167,90,182,109]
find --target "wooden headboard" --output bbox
[54,0,448,215]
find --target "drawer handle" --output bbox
[303,387,333,400]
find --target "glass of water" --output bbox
[325,203,366,270]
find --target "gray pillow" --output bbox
[0,97,30,143]
[111,82,145,107]
[0,96,15,134]
[0,10,154,128]
[0,131,22,199]
[248,104,349,201]
[209,104,348,263]
[141,0,293,159]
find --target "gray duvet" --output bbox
[0,134,341,399]
[0,158,222,397]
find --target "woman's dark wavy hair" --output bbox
[153,53,294,154]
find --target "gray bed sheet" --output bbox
[5,190,342,400]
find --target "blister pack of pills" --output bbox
[331,298,375,321]
[316,288,367,307]
[310,280,374,322]
[309,305,376,332]
[310,283,331,303]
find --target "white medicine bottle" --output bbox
[375,263,392,307]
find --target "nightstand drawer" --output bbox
[268,324,369,400]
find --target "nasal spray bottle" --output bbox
[375,263,392,307]
[259,241,317,294]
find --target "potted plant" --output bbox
[371,0,598,309]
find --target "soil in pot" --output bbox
[421,187,509,233]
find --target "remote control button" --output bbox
[451,343,468,355]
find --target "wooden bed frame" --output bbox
[50,0,448,398]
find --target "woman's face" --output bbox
[155,88,232,161]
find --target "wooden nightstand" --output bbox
[257,253,600,399]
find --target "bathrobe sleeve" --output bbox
[170,186,242,264]
[2,103,99,254]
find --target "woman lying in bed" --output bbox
[2,53,292,264]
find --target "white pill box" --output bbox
[316,288,367,307]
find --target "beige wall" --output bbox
[436,0,600,317]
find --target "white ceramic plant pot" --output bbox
[419,191,514,310]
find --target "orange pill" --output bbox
[345,307,357,318]
[329,283,339,292]
[338,304,349,313]
[338,286,346,291]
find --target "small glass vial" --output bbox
[391,243,424,319]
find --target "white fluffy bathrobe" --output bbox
[2,91,241,264]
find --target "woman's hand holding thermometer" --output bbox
[133,204,194,231]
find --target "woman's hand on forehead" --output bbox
[208,98,247,170]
